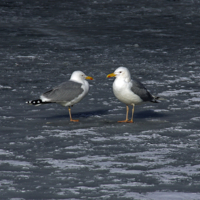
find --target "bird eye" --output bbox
[119,71,122,73]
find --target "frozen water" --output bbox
[1,0,200,199]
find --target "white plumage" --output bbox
[107,67,160,123]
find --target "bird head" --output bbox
[70,71,93,82]
[107,67,131,80]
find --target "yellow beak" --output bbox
[107,73,116,78]
[85,76,93,80]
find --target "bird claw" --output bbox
[118,120,134,123]
[70,119,79,122]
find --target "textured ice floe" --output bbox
[191,117,200,121]
[0,179,13,187]
[26,135,46,140]
[0,149,13,156]
[158,89,194,97]
[184,97,200,103]
[40,158,89,169]
[0,85,12,89]
[43,128,97,137]
[124,191,200,200]
[16,55,36,59]
[0,160,32,167]
[110,168,143,175]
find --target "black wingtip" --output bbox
[26,99,43,105]
[151,100,159,103]
[151,96,165,103]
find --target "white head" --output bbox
[70,71,93,83]
[107,67,131,81]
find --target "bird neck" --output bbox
[117,76,131,82]
[70,77,83,84]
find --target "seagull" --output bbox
[26,71,93,122]
[107,67,160,123]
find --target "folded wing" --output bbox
[41,80,84,102]
[131,79,155,102]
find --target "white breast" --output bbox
[113,79,143,106]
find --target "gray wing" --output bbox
[131,79,154,102]
[42,80,84,102]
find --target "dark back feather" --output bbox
[131,79,154,102]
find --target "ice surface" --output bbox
[1,0,200,199]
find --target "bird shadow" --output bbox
[134,110,167,119]
[45,109,109,120]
